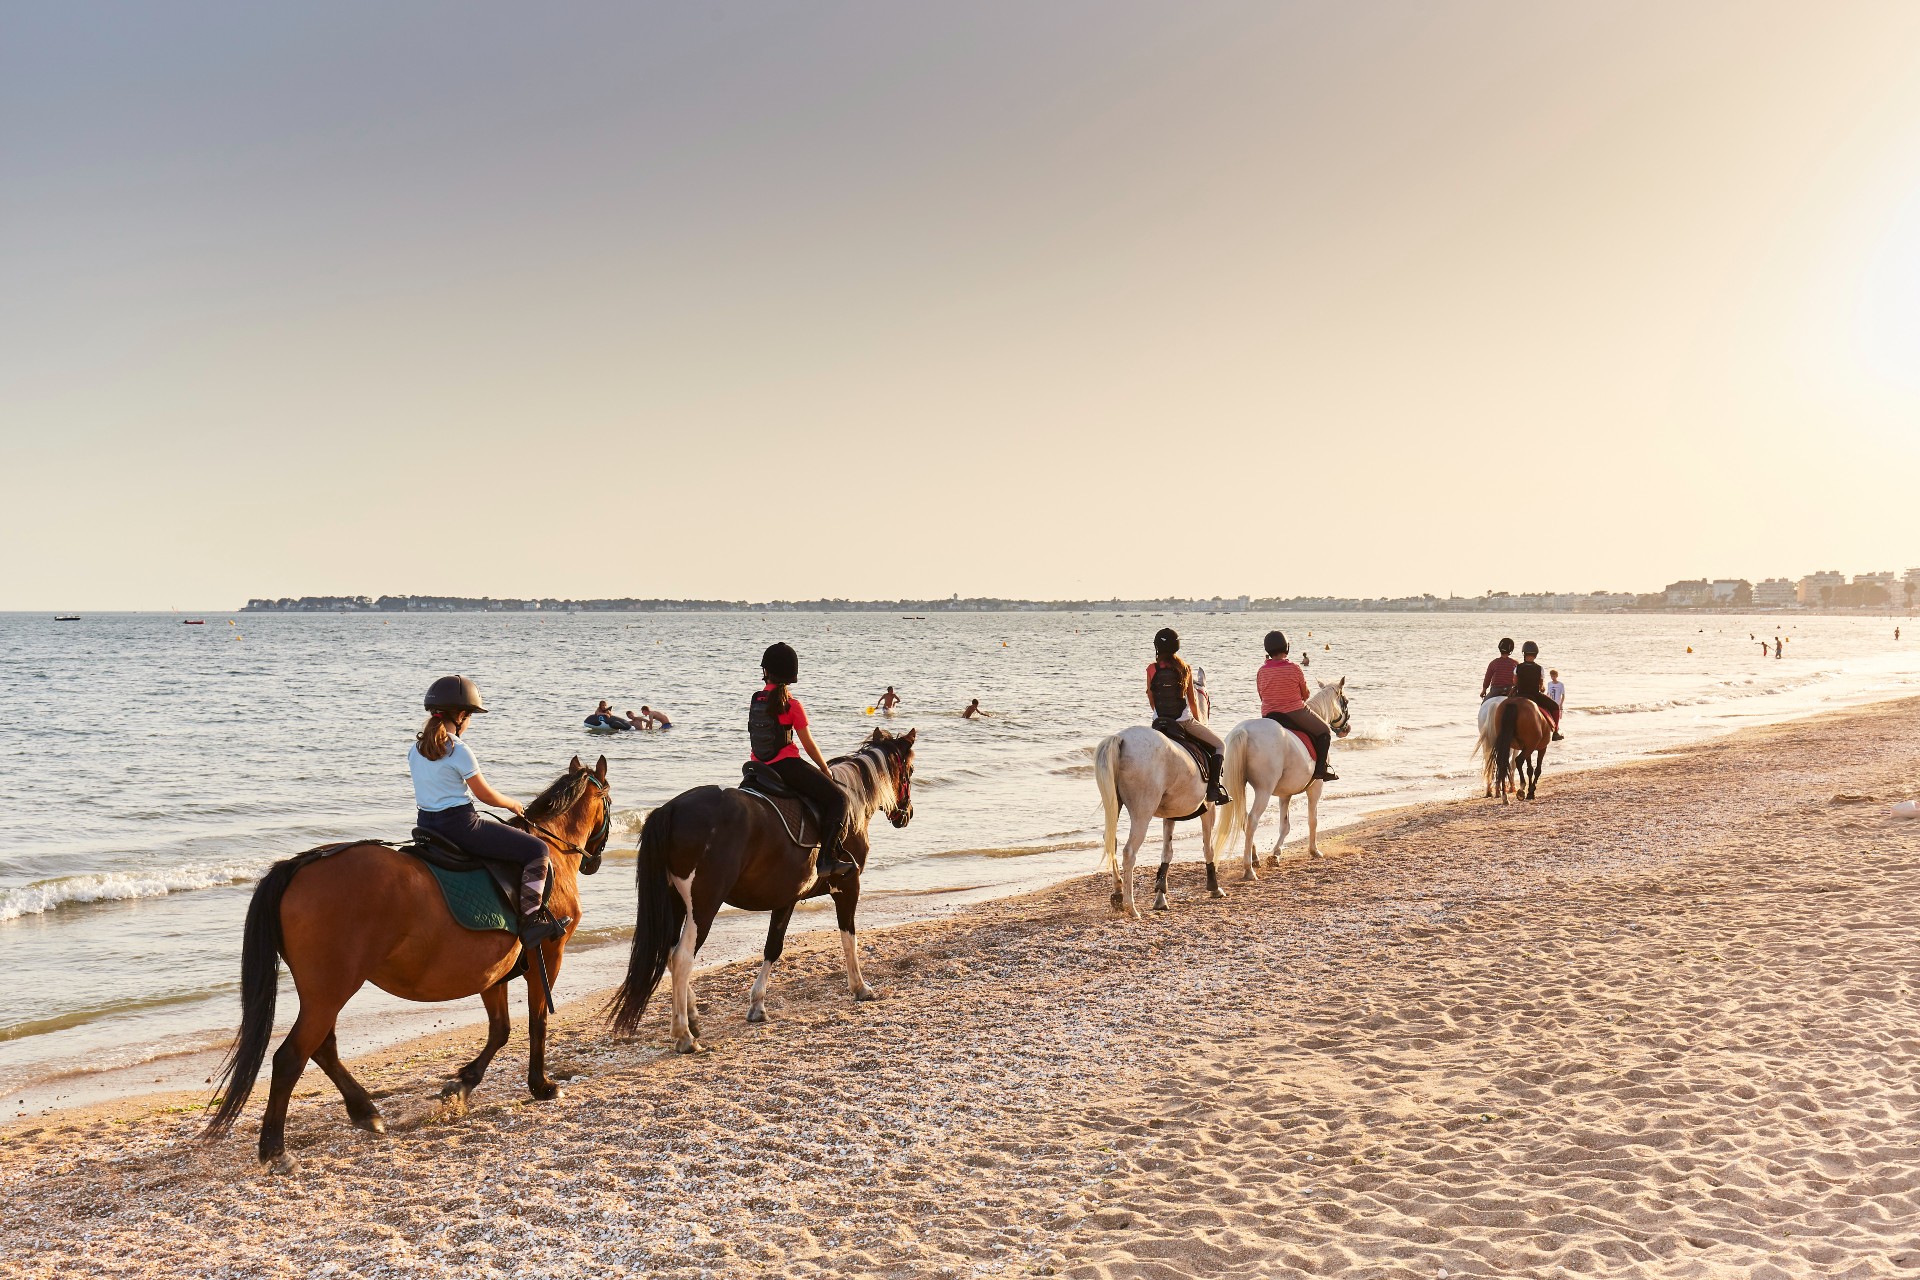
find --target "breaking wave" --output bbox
[0,862,265,922]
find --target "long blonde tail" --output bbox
[1095,735,1122,873]
[1215,724,1249,851]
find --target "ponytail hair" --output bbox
[765,682,791,718]
[416,710,464,761]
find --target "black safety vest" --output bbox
[748,688,793,762]
[1150,662,1188,720]
[1512,660,1545,697]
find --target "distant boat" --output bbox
[54,614,80,622]
[182,619,205,625]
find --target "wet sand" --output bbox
[7,700,1920,1278]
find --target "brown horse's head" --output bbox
[525,755,613,874]
[862,727,916,828]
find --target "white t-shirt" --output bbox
[1547,680,1567,708]
[409,737,479,812]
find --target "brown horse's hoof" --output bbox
[746,1006,768,1024]
[350,1111,386,1135]
[1152,896,1169,912]
[1209,887,1227,900]
[262,1151,298,1176]
[673,1038,703,1055]
[852,985,879,1002]
[1109,891,1125,912]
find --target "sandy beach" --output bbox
[7,700,1920,1278]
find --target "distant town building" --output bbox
[1797,570,1846,606]
[1664,579,1712,607]
[1854,570,1898,591]
[1709,578,1752,605]
[1752,578,1796,607]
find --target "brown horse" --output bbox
[1490,697,1552,802]
[608,728,914,1052]
[202,756,613,1168]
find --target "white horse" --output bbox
[1474,695,1504,798]
[1094,725,1220,919]
[1214,679,1351,878]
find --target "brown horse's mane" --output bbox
[526,767,595,823]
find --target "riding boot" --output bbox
[815,829,857,879]
[1205,751,1231,806]
[517,861,571,946]
[1551,730,1565,742]
[1316,762,1339,783]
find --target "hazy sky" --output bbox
[6,2,1920,608]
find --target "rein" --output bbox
[503,771,612,866]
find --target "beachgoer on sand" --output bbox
[1147,628,1230,804]
[413,675,568,944]
[750,643,855,877]
[1259,630,1336,782]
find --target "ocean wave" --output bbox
[0,862,264,922]
[1578,671,1836,717]
[929,838,1100,860]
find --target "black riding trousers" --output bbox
[1264,709,1334,780]
[765,758,850,852]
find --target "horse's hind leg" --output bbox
[1200,808,1224,899]
[1152,817,1175,912]
[748,906,795,1023]
[1242,790,1270,881]
[1114,803,1151,919]
[1271,797,1292,868]
[667,872,701,1052]
[444,982,511,1103]
[257,1001,344,1169]
[310,1032,384,1135]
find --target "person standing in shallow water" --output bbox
[748,643,855,878]
[1258,631,1336,782]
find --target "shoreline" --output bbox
[7,698,1920,1276]
[9,672,1920,1124]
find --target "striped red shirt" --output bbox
[1257,658,1309,715]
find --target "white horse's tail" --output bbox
[1475,706,1499,793]
[1215,723,1249,852]
[1095,734,1122,873]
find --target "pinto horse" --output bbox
[1481,697,1551,802]
[1214,677,1352,876]
[607,728,914,1053]
[203,756,612,1168]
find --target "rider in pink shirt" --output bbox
[1258,631,1336,781]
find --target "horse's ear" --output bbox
[594,755,608,781]
[903,728,916,746]
[569,754,583,772]
[1339,676,1347,688]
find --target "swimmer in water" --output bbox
[962,698,986,719]
[876,686,902,713]
[624,709,654,731]
[641,704,671,729]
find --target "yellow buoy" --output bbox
[1686,646,1693,653]
[864,706,876,715]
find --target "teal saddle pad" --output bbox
[428,863,515,933]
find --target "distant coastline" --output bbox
[239,590,1911,615]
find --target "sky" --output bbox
[5,2,1920,609]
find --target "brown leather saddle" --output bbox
[737,762,821,848]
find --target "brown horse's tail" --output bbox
[203,853,303,1138]
[607,800,685,1037]
[1493,699,1521,792]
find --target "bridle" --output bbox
[511,770,612,875]
[883,743,914,828]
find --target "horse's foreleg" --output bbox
[1305,780,1323,857]
[1201,809,1224,899]
[525,941,565,1100]
[1115,804,1151,919]
[445,981,511,1102]
[1152,817,1175,912]
[832,877,877,1001]
[667,872,700,1053]
[309,1032,384,1135]
[747,905,795,1024]
[1242,790,1270,881]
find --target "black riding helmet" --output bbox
[1264,630,1289,657]
[1498,637,1515,654]
[1522,641,1540,657]
[761,641,799,685]
[1153,628,1180,658]
[424,674,486,713]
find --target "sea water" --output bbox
[3,609,1916,1104]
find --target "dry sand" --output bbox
[7,701,1920,1278]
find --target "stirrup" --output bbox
[519,907,571,945]
[815,847,857,878]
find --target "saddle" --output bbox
[1149,719,1212,823]
[737,762,822,849]
[404,826,553,936]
